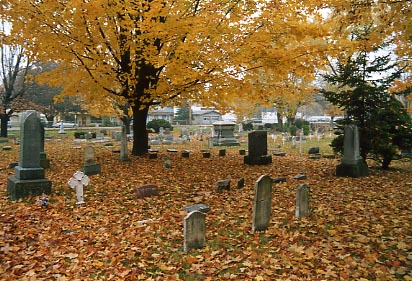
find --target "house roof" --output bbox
[192,110,222,116]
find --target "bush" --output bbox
[242,122,253,131]
[289,125,297,136]
[147,119,172,133]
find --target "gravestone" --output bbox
[82,146,101,176]
[7,111,52,200]
[244,131,272,165]
[212,121,240,146]
[252,175,272,232]
[218,149,226,156]
[216,179,230,192]
[119,125,130,162]
[184,203,210,213]
[202,150,211,158]
[336,125,369,177]
[183,211,206,251]
[308,147,320,154]
[40,123,50,168]
[237,178,245,189]
[135,184,159,199]
[295,184,310,218]
[163,157,171,169]
[181,150,190,158]
[273,177,287,183]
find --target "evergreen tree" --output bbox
[321,34,412,169]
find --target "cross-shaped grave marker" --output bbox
[68,171,90,204]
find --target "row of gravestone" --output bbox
[182,175,310,251]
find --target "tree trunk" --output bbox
[0,114,9,138]
[131,105,149,156]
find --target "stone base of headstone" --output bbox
[309,154,321,160]
[40,153,50,169]
[14,166,45,180]
[119,156,131,162]
[82,163,101,176]
[244,155,272,165]
[7,176,52,200]
[202,152,211,158]
[336,159,369,178]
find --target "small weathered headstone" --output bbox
[2,146,12,151]
[216,179,230,192]
[219,149,226,156]
[148,152,158,159]
[308,147,320,154]
[184,203,210,213]
[295,184,310,218]
[202,150,211,158]
[167,148,178,153]
[239,149,246,155]
[237,178,245,189]
[163,157,171,169]
[273,177,287,183]
[135,184,159,199]
[184,211,206,251]
[293,174,307,180]
[252,175,272,232]
[182,150,190,158]
[273,152,286,157]
[82,146,101,176]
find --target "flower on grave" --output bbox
[37,195,49,207]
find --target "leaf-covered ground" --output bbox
[1,135,411,280]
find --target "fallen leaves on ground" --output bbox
[0,136,411,280]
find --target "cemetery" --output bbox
[0,117,411,280]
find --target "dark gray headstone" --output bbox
[237,178,245,189]
[252,175,272,232]
[244,131,272,165]
[184,211,206,251]
[295,184,310,218]
[294,174,307,180]
[308,147,320,154]
[7,110,52,200]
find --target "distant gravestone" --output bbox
[184,211,206,251]
[218,149,226,156]
[244,131,272,165]
[252,175,272,232]
[182,150,190,158]
[273,177,287,183]
[7,110,52,200]
[135,184,159,199]
[82,146,101,176]
[237,178,245,189]
[163,157,171,169]
[295,184,310,218]
[336,125,369,177]
[40,123,50,168]
[308,147,320,154]
[212,121,240,146]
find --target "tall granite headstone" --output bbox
[336,125,369,177]
[252,175,272,232]
[244,131,272,165]
[7,111,52,200]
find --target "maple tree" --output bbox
[1,1,336,155]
